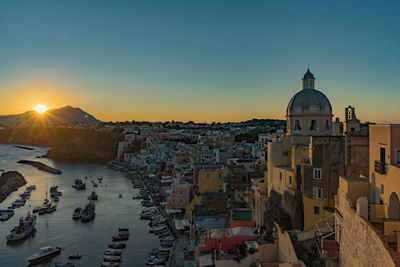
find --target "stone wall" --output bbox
[338,194,397,267]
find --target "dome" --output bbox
[286,89,332,115]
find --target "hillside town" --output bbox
[107,69,400,267]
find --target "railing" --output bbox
[375,161,388,174]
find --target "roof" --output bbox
[303,69,315,79]
[287,89,332,114]
[233,210,253,221]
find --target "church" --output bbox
[264,69,369,230]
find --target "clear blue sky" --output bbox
[0,0,399,122]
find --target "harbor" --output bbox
[0,144,160,266]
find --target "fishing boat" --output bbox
[50,185,59,197]
[108,243,126,249]
[72,179,86,190]
[80,202,95,222]
[118,194,122,198]
[54,261,74,267]
[54,196,59,202]
[26,246,61,264]
[7,213,36,241]
[32,206,41,213]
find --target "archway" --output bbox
[388,192,400,220]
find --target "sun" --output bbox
[34,105,48,114]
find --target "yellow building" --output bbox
[198,168,226,193]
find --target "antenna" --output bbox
[307,63,310,70]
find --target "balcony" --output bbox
[375,161,388,174]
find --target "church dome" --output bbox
[286,89,332,115]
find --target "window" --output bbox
[313,168,321,180]
[289,176,292,184]
[314,206,320,214]
[207,174,210,179]
[381,184,384,194]
[325,120,329,131]
[180,199,183,204]
[280,172,282,180]
[396,150,400,164]
[294,120,301,131]
[179,191,183,196]
[313,186,322,200]
[310,120,317,131]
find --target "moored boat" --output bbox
[26,246,61,264]
[87,191,98,200]
[7,213,36,241]
[101,262,119,267]
[68,254,82,259]
[103,255,121,262]
[108,243,126,249]
[80,202,95,222]
[104,249,122,256]
[72,208,82,220]
[0,209,14,221]
[54,261,74,267]
[112,235,128,241]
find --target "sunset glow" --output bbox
[33,105,48,114]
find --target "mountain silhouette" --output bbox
[0,106,101,124]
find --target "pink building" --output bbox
[166,184,192,210]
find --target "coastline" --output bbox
[17,160,62,174]
[0,171,26,203]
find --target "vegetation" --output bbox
[0,125,124,164]
[273,208,293,233]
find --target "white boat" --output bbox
[104,249,122,256]
[101,262,119,267]
[26,246,61,263]
[72,207,82,219]
[7,213,36,241]
[103,255,121,262]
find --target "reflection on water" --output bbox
[0,144,159,266]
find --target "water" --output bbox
[0,144,159,266]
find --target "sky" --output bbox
[0,0,399,123]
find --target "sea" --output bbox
[0,144,160,267]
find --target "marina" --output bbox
[0,144,160,266]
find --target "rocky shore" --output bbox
[17,160,62,174]
[0,171,26,203]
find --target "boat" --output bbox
[72,179,86,190]
[68,254,82,259]
[103,255,121,262]
[112,235,128,241]
[26,246,61,264]
[81,202,95,222]
[72,208,82,220]
[50,185,59,197]
[0,209,14,221]
[108,243,126,249]
[54,262,74,267]
[7,213,36,241]
[118,194,122,198]
[87,191,98,200]
[46,203,57,213]
[32,206,41,213]
[54,196,59,202]
[104,249,122,256]
[101,262,119,267]
[26,185,36,190]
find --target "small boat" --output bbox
[108,243,126,249]
[50,185,59,197]
[54,262,74,267]
[72,208,82,220]
[68,254,82,259]
[104,249,122,256]
[118,194,122,198]
[72,179,86,190]
[26,185,36,190]
[101,262,119,267]
[0,209,14,221]
[54,196,59,202]
[87,191,98,200]
[104,255,121,262]
[26,246,61,264]
[32,206,41,213]
[112,235,128,241]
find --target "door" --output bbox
[380,147,386,164]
